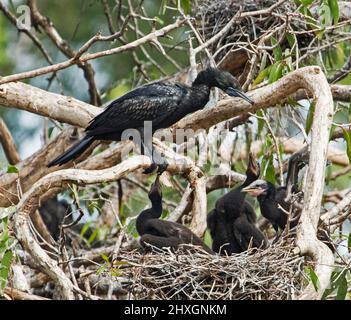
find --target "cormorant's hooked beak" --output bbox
[226,87,254,105]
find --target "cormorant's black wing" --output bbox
[275,187,290,211]
[86,82,188,136]
[145,219,211,251]
[233,215,267,250]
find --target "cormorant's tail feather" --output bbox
[48,136,94,167]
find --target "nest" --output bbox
[195,0,311,65]
[109,244,305,300]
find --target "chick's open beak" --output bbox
[226,87,254,105]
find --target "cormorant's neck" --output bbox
[136,199,162,234]
[151,198,162,216]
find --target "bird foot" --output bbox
[142,161,168,175]
[143,162,157,174]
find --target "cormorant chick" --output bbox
[207,153,267,255]
[48,68,254,173]
[242,180,291,234]
[136,175,213,254]
[39,197,99,247]
[242,152,307,236]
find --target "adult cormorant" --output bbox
[48,68,254,173]
[136,175,213,254]
[207,153,267,254]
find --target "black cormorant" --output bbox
[241,154,305,234]
[48,68,254,173]
[136,175,213,253]
[242,179,290,234]
[207,153,267,254]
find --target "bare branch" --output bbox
[0,19,185,85]
[0,118,20,165]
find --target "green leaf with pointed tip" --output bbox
[88,229,98,244]
[286,33,296,48]
[328,0,339,25]
[252,65,271,86]
[271,37,282,61]
[336,271,347,300]
[48,127,54,139]
[0,250,13,291]
[308,266,320,291]
[101,254,110,264]
[7,165,18,173]
[96,264,107,276]
[305,101,315,135]
[79,221,91,239]
[268,62,283,84]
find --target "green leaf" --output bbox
[101,254,110,264]
[271,37,282,61]
[252,66,271,86]
[0,216,9,253]
[328,0,339,24]
[7,165,18,174]
[300,0,314,5]
[179,0,191,15]
[336,272,348,300]
[329,124,336,140]
[268,62,283,84]
[113,260,128,267]
[88,229,98,244]
[155,16,164,26]
[286,33,296,48]
[308,266,320,291]
[0,250,13,291]
[48,127,54,139]
[320,3,332,27]
[305,101,315,135]
[256,110,264,138]
[96,264,107,276]
[264,155,276,185]
[342,128,351,164]
[79,221,91,239]
[348,233,351,253]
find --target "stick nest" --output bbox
[110,243,305,300]
[195,0,310,62]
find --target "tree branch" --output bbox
[0,118,20,164]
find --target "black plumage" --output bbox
[136,175,213,254]
[242,180,290,233]
[48,68,254,171]
[242,154,305,234]
[207,154,267,255]
[39,197,100,248]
